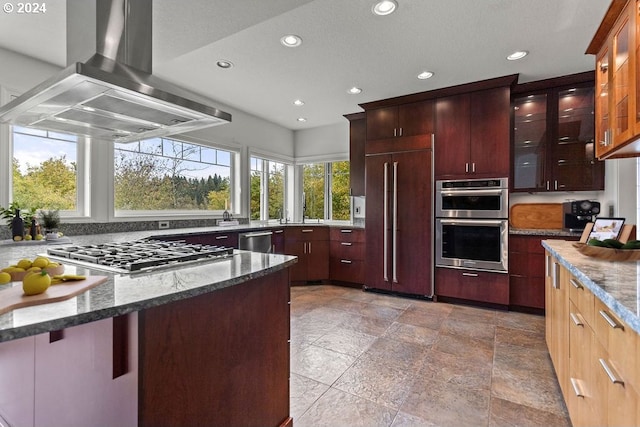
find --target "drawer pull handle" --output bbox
[340,229,352,233]
[274,230,284,234]
[462,272,478,277]
[570,313,584,327]
[570,378,584,398]
[599,359,624,385]
[569,278,583,290]
[302,229,314,233]
[341,242,353,246]
[340,260,352,264]
[215,235,228,240]
[598,310,623,330]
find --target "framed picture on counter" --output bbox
[588,217,625,241]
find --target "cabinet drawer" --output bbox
[329,227,365,243]
[568,275,594,328]
[594,298,638,391]
[435,267,509,305]
[284,226,329,241]
[329,241,364,260]
[509,236,546,254]
[330,258,364,284]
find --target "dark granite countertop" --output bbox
[542,239,640,335]
[0,230,297,342]
[510,227,583,237]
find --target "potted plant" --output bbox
[39,210,61,240]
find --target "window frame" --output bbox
[249,151,294,223]
[299,158,351,221]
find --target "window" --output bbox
[302,161,350,221]
[114,138,235,214]
[250,156,288,220]
[11,126,81,213]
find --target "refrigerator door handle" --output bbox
[383,162,389,282]
[392,161,398,283]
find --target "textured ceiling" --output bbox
[0,0,612,130]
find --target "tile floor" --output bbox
[289,285,571,427]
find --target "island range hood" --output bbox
[0,0,231,143]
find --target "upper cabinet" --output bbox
[512,75,605,192]
[435,86,511,179]
[344,112,366,196]
[587,0,640,158]
[365,101,434,140]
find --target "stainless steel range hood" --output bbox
[0,0,231,143]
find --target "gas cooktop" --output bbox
[46,239,235,274]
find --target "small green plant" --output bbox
[0,202,38,229]
[39,209,60,231]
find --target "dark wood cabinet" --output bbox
[512,74,604,192]
[435,87,511,179]
[329,227,365,285]
[365,136,433,296]
[284,226,329,282]
[509,234,579,312]
[366,100,434,140]
[271,228,285,254]
[345,112,366,196]
[157,231,239,248]
[435,267,509,305]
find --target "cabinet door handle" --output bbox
[598,310,623,330]
[340,259,352,264]
[554,180,558,190]
[340,229,352,233]
[569,278,583,290]
[465,162,469,173]
[274,229,284,234]
[308,242,312,254]
[546,181,550,191]
[570,378,585,398]
[301,229,314,233]
[471,162,476,173]
[599,358,624,385]
[303,242,307,254]
[399,127,403,137]
[341,242,353,246]
[215,235,228,240]
[394,128,397,137]
[570,312,584,327]
[462,272,478,277]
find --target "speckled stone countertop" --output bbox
[542,239,640,335]
[510,227,583,237]
[0,230,297,343]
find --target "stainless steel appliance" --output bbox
[46,239,234,274]
[435,178,508,273]
[239,231,273,253]
[563,200,601,232]
[0,0,231,143]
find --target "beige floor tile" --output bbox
[440,316,497,341]
[289,373,330,420]
[290,344,356,385]
[295,387,396,427]
[382,321,439,346]
[494,325,547,351]
[390,411,439,426]
[489,396,572,427]
[335,312,395,336]
[432,331,495,364]
[312,327,377,357]
[420,348,493,390]
[359,336,430,371]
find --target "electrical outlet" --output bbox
[158,221,170,229]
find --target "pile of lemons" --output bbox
[0,256,63,295]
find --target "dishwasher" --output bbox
[238,230,273,253]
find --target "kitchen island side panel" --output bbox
[138,267,291,427]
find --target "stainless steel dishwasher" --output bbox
[238,230,273,253]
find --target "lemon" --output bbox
[32,257,50,268]
[17,259,32,270]
[34,234,43,241]
[27,266,42,272]
[47,262,60,268]
[24,235,32,241]
[13,235,23,241]
[23,271,51,296]
[0,272,11,284]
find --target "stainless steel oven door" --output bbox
[435,179,509,219]
[435,218,508,272]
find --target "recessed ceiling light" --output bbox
[297,117,307,122]
[372,0,398,16]
[507,50,528,61]
[417,71,434,80]
[293,99,305,106]
[347,87,362,95]
[216,60,234,69]
[281,35,302,47]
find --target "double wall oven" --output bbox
[435,178,508,273]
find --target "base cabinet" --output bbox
[329,228,365,284]
[435,267,509,305]
[546,250,640,427]
[284,227,329,282]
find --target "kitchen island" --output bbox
[542,239,639,427]
[0,231,297,427]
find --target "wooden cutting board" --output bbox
[0,276,108,315]
[510,203,564,229]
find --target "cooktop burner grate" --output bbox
[46,239,235,273]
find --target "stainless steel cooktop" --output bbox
[46,239,235,274]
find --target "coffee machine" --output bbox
[563,200,601,232]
